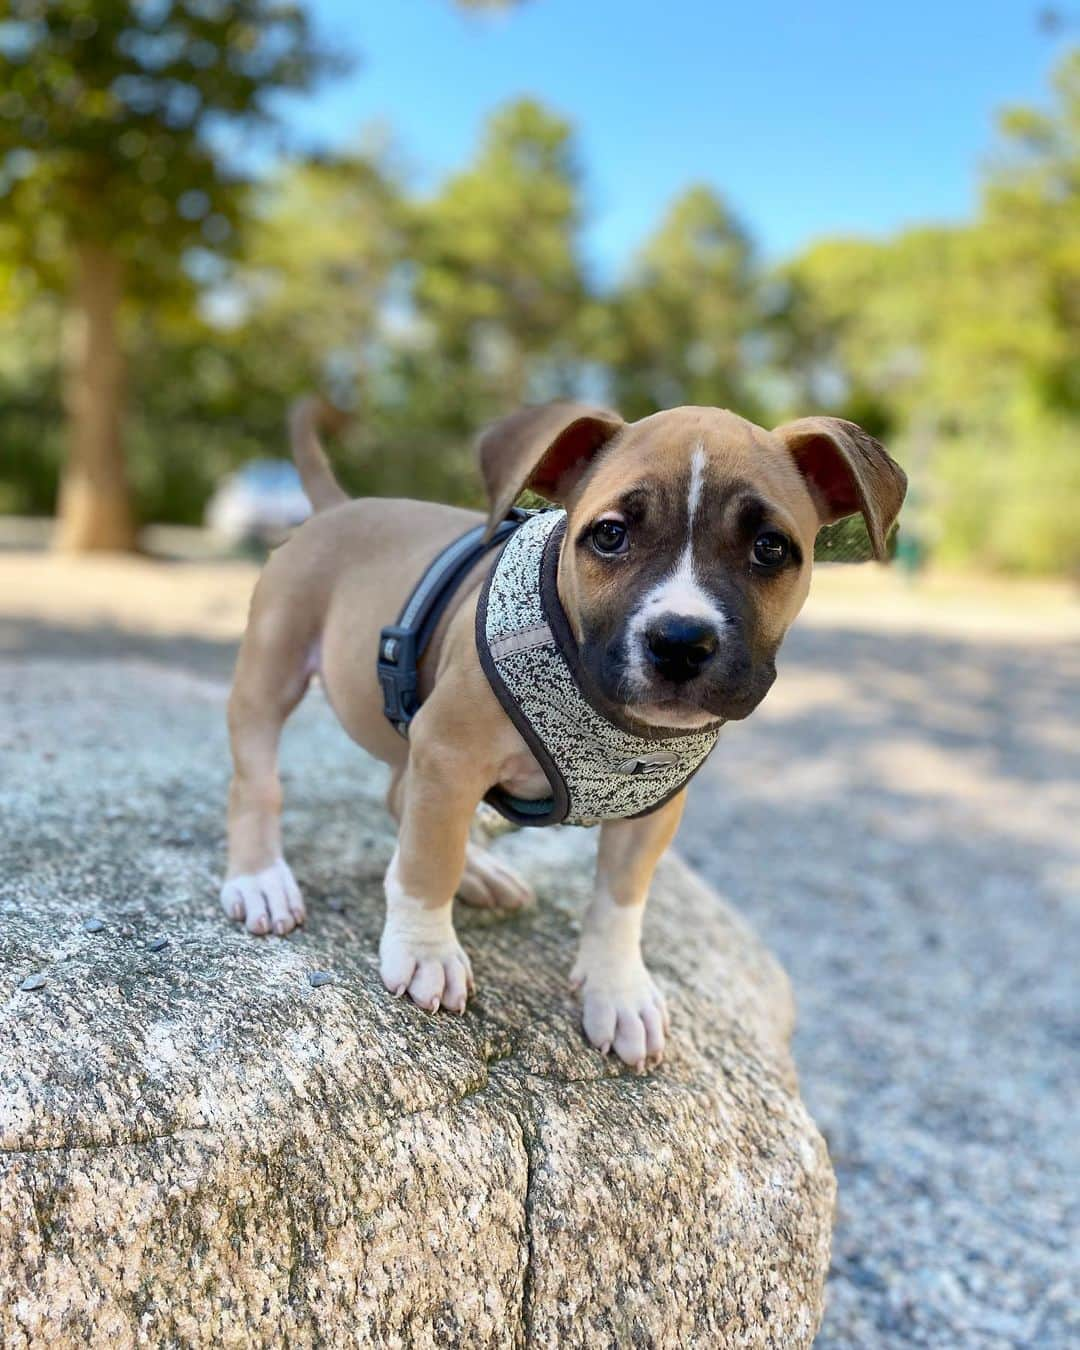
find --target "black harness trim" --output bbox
[377,511,526,738]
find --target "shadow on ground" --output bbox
[0,617,239,682]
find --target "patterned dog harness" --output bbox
[379,510,723,828]
[476,510,722,825]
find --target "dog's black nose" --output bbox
[645,616,719,683]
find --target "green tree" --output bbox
[234,147,407,398]
[984,48,1080,414]
[0,1,340,549]
[774,47,1080,572]
[597,186,759,421]
[412,99,587,410]
[121,146,410,523]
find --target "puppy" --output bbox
[221,401,906,1068]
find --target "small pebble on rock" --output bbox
[119,925,135,938]
[82,917,106,934]
[147,937,169,952]
[19,973,47,992]
[307,970,334,988]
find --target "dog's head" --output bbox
[478,402,906,730]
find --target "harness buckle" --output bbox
[377,624,419,736]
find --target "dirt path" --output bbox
[679,620,1079,1348]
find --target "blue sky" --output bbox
[284,0,1063,279]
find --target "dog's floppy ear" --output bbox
[478,401,625,537]
[773,417,908,561]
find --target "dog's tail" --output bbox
[289,396,349,512]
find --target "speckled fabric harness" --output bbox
[475,510,722,827]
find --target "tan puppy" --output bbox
[221,401,906,1068]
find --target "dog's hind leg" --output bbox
[220,587,315,936]
[456,842,534,912]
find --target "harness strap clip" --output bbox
[377,624,419,736]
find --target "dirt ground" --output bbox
[2,541,1077,1348]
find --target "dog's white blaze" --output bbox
[623,443,725,700]
[687,444,707,523]
[647,545,719,621]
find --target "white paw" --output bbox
[379,926,473,1013]
[570,953,670,1070]
[381,852,473,1013]
[220,858,305,936]
[456,843,534,912]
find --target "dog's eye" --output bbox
[592,519,628,554]
[591,519,628,555]
[752,531,790,570]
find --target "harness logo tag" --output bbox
[614,752,680,777]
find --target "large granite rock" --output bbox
[0,660,834,1347]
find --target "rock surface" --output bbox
[0,660,834,1348]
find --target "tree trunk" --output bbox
[55,242,137,552]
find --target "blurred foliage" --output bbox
[412,100,586,407]
[0,0,344,547]
[0,0,342,293]
[592,186,761,422]
[755,49,1080,574]
[0,14,1078,571]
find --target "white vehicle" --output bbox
[205,460,312,547]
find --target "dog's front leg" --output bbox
[379,715,486,1014]
[570,791,686,1070]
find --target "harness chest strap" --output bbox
[376,512,525,737]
